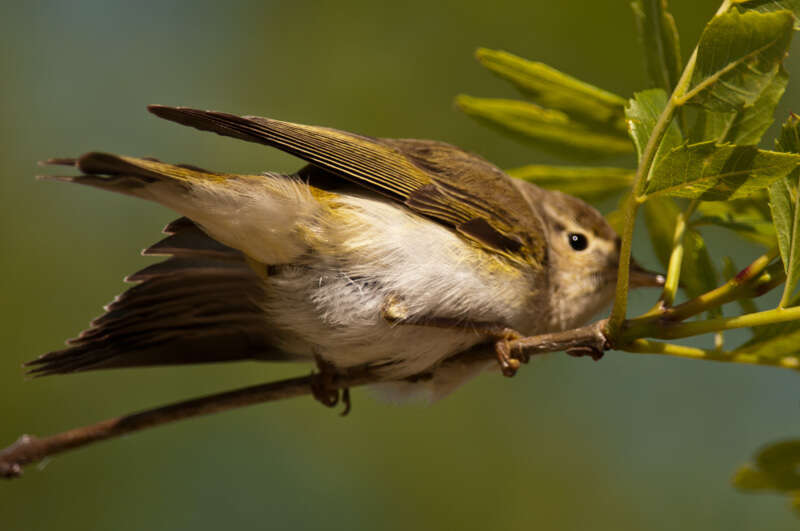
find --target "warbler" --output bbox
[28,106,663,402]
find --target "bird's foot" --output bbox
[492,328,525,377]
[565,346,604,361]
[310,355,352,416]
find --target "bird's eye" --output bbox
[568,232,588,251]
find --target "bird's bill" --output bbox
[629,259,665,288]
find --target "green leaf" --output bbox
[768,175,800,297]
[734,0,800,28]
[683,228,720,303]
[506,165,634,201]
[626,89,683,162]
[733,440,800,492]
[644,196,681,267]
[684,10,794,112]
[689,66,788,145]
[694,197,777,247]
[645,142,800,200]
[474,48,628,132]
[776,112,800,151]
[643,196,718,300]
[631,0,682,92]
[455,95,634,159]
[769,115,800,304]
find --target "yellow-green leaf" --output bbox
[645,142,800,200]
[474,48,628,132]
[689,66,788,145]
[769,114,800,305]
[734,440,800,492]
[734,0,800,29]
[685,10,794,112]
[626,89,683,162]
[631,0,682,92]
[507,165,634,201]
[455,95,634,159]
[694,197,777,247]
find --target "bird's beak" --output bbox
[629,258,665,288]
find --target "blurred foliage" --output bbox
[506,165,634,201]
[4,1,800,531]
[734,440,800,516]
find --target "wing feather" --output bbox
[148,105,547,266]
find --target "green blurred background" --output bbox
[2,1,800,529]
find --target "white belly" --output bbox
[257,193,541,381]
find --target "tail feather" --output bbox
[39,152,321,265]
[26,218,296,375]
[143,221,241,260]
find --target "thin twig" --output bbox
[0,321,609,479]
[621,339,800,369]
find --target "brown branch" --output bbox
[0,320,608,479]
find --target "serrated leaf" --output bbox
[506,165,634,201]
[689,66,788,145]
[734,440,800,492]
[643,196,718,300]
[631,0,682,92]
[769,115,800,304]
[695,197,777,247]
[734,0,800,28]
[626,89,683,162]
[474,48,628,132]
[645,142,800,200]
[456,95,634,159]
[685,10,794,112]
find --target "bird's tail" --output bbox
[39,152,321,264]
[26,217,301,375]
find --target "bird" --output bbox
[27,105,663,404]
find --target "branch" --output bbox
[0,320,608,479]
[607,0,734,336]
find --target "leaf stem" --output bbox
[608,57,695,335]
[661,199,699,307]
[608,0,733,338]
[623,305,800,342]
[658,248,780,321]
[621,338,800,369]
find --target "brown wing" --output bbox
[147,105,547,267]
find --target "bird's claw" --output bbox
[310,355,352,415]
[566,346,604,361]
[494,328,524,377]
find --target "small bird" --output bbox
[28,106,663,403]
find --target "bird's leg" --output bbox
[310,354,352,416]
[381,297,527,377]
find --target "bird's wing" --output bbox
[148,105,547,268]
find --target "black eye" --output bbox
[568,232,588,251]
